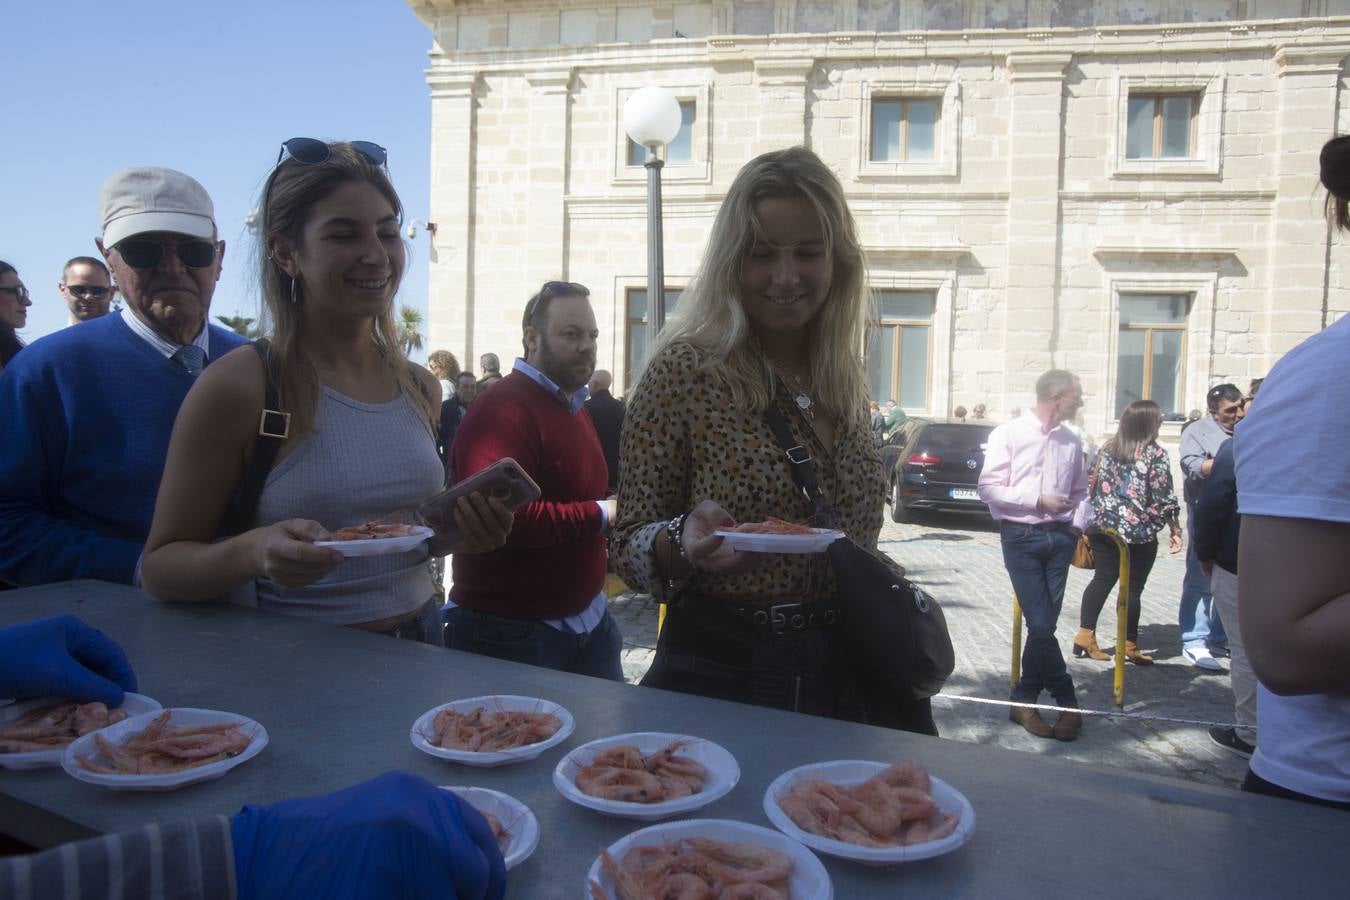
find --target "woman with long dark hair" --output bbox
[1073,400,1181,664]
[0,261,31,373]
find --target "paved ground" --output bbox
[608,508,1251,791]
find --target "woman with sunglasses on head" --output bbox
[609,147,932,733]
[141,140,512,644]
[0,261,31,374]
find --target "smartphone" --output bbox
[418,457,541,538]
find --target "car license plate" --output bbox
[949,488,979,501]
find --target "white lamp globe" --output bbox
[623,86,682,149]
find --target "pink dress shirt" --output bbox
[977,412,1089,524]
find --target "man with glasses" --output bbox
[444,281,623,680]
[1176,383,1243,670]
[58,256,116,324]
[0,167,244,588]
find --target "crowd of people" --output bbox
[1,134,1347,894]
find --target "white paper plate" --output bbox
[0,694,162,770]
[61,708,268,791]
[763,760,975,866]
[584,818,832,900]
[313,525,433,557]
[553,732,740,822]
[440,785,539,870]
[714,528,844,554]
[410,695,575,768]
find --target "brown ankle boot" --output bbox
[1124,641,1154,665]
[1072,628,1110,660]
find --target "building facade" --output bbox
[407,0,1350,432]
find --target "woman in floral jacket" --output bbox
[1074,400,1182,664]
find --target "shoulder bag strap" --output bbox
[762,397,842,530]
[228,339,289,533]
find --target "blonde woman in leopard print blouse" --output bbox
[609,148,930,732]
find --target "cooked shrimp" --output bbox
[683,839,792,884]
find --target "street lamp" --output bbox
[622,86,682,338]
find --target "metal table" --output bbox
[1,581,1345,897]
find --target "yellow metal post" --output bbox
[1011,594,1023,690]
[1100,528,1131,709]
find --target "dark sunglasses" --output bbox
[0,285,30,302]
[64,285,112,300]
[275,137,388,169]
[523,280,590,329]
[115,238,219,270]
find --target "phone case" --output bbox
[418,458,542,537]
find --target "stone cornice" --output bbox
[1275,43,1350,76]
[525,68,573,93]
[1093,245,1239,264]
[426,70,478,99]
[753,57,816,86]
[1005,52,1073,81]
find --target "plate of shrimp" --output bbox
[410,695,575,768]
[585,818,832,899]
[553,732,740,822]
[714,518,844,554]
[0,693,162,770]
[61,708,268,791]
[762,760,975,866]
[313,522,432,557]
[439,785,539,870]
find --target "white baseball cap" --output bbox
[100,167,217,248]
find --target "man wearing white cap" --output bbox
[0,167,246,587]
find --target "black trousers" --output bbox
[1078,535,1158,642]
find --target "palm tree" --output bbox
[216,315,259,339]
[397,305,424,356]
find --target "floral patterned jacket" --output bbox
[1087,442,1180,545]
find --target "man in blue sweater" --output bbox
[0,167,244,587]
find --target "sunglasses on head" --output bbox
[523,280,590,329]
[115,237,219,270]
[275,137,388,169]
[65,285,112,300]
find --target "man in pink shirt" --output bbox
[978,370,1090,741]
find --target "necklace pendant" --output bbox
[795,391,815,420]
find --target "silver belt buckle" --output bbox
[769,602,803,632]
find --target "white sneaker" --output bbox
[1183,646,1223,671]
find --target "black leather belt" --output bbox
[738,601,841,634]
[1000,520,1071,532]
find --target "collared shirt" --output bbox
[1178,413,1233,503]
[978,411,1089,525]
[446,357,607,634]
[119,307,210,363]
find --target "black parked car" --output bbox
[882,418,995,522]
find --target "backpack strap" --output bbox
[219,339,288,536]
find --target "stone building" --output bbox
[406,0,1350,432]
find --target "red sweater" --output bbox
[449,370,608,619]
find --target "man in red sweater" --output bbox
[445,282,622,680]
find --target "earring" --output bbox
[290,276,299,305]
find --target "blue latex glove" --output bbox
[0,614,137,705]
[231,770,507,900]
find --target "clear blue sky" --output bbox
[2,0,436,359]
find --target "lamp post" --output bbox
[622,86,682,339]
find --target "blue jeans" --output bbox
[374,597,445,647]
[1001,523,1078,706]
[1180,501,1228,651]
[443,606,625,681]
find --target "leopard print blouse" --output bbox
[609,341,890,606]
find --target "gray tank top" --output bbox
[253,385,444,625]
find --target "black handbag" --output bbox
[763,402,955,701]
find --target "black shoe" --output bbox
[1207,645,1231,659]
[1208,726,1254,757]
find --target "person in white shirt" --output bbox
[1234,134,1350,811]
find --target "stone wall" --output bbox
[411,1,1350,432]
